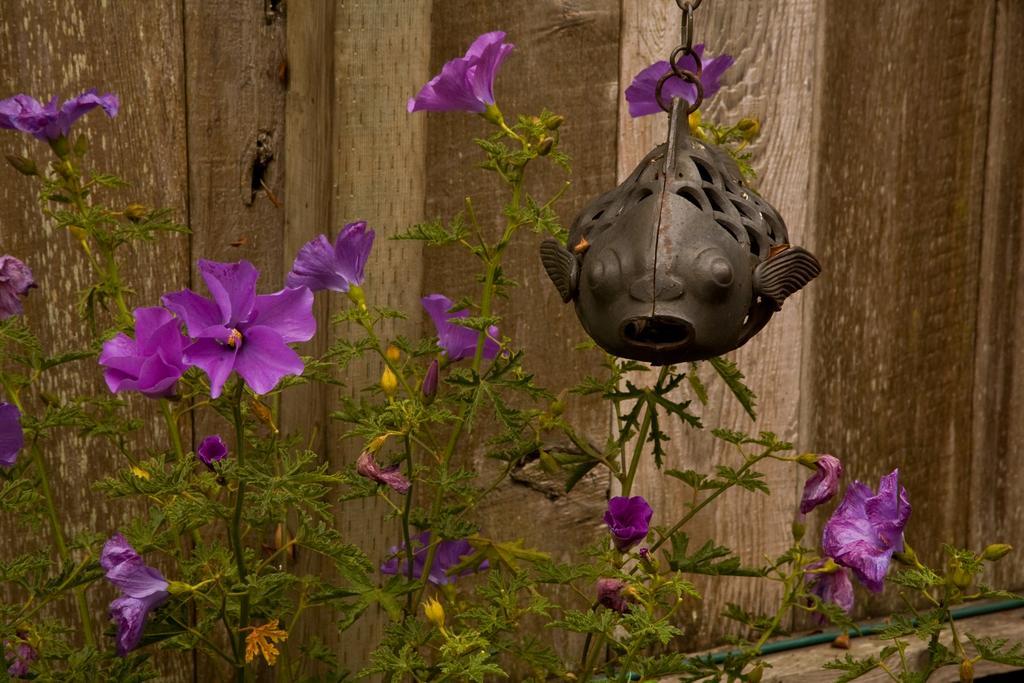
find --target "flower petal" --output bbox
[0,403,24,468]
[232,325,304,395]
[162,289,224,338]
[250,287,316,343]
[183,337,239,399]
[286,235,348,292]
[198,260,259,326]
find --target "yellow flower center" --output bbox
[226,328,243,348]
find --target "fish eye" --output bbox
[587,248,622,294]
[694,248,734,297]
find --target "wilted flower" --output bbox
[821,469,911,592]
[197,435,228,470]
[101,534,170,655]
[800,454,843,514]
[4,632,37,678]
[0,255,36,320]
[596,578,632,613]
[0,402,23,469]
[604,496,653,552]
[422,294,499,361]
[805,559,855,617]
[0,89,119,141]
[408,31,514,115]
[356,451,410,494]
[285,221,375,293]
[624,45,733,118]
[99,307,190,398]
[244,619,288,667]
[162,260,315,398]
[421,359,439,404]
[380,531,488,585]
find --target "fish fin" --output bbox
[540,239,579,303]
[753,245,821,310]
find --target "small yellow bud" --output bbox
[950,567,972,591]
[124,203,149,222]
[959,658,974,682]
[130,465,151,481]
[367,434,388,452]
[67,225,88,241]
[385,344,401,362]
[737,117,761,137]
[423,597,446,628]
[746,663,764,683]
[982,544,1012,562]
[688,110,703,135]
[538,450,560,474]
[545,114,564,130]
[792,512,806,542]
[380,366,398,397]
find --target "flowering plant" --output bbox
[0,31,1020,683]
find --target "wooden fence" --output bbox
[1,0,1022,678]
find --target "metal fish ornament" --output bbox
[540,100,820,365]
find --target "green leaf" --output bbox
[709,355,757,420]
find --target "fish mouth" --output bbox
[620,315,693,351]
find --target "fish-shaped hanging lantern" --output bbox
[540,100,820,364]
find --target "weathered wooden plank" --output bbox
[970,0,1024,591]
[0,1,191,677]
[326,0,432,672]
[421,0,621,660]
[618,0,822,648]
[751,607,1024,682]
[803,0,994,618]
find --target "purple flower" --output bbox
[596,578,632,613]
[197,435,228,470]
[99,307,190,399]
[408,31,514,114]
[380,531,488,585]
[356,451,410,494]
[805,560,855,618]
[4,632,37,678]
[0,255,36,320]
[0,402,23,469]
[162,260,315,398]
[822,469,911,592]
[422,294,499,361]
[0,89,119,141]
[624,45,734,118]
[800,454,843,514]
[286,221,375,293]
[604,496,653,552]
[101,534,170,656]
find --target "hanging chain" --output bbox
[655,0,704,115]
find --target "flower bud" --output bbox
[737,117,761,137]
[791,512,806,542]
[746,663,764,683]
[959,658,974,682]
[5,154,37,176]
[538,449,560,474]
[380,366,398,397]
[638,547,659,573]
[49,135,70,159]
[982,544,1012,562]
[688,110,702,134]
[545,114,564,130]
[347,284,367,310]
[893,542,920,567]
[423,597,446,628]
[67,225,87,241]
[950,566,972,591]
[536,137,554,156]
[549,389,567,417]
[124,203,149,222]
[385,344,401,362]
[130,465,151,481]
[249,397,278,433]
[421,359,439,405]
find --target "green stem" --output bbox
[162,400,185,460]
[401,435,415,614]
[32,439,97,647]
[229,383,250,680]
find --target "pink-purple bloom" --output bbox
[380,531,488,585]
[162,260,315,398]
[604,496,653,552]
[101,534,170,656]
[800,454,843,514]
[596,578,632,613]
[805,560,855,618]
[286,221,375,293]
[197,435,228,470]
[421,359,439,404]
[624,45,734,118]
[4,633,37,678]
[0,89,119,141]
[821,469,911,593]
[0,255,36,320]
[99,307,190,399]
[0,402,23,469]
[422,294,499,361]
[356,451,410,494]
[408,31,514,114]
